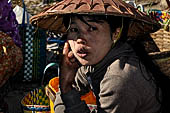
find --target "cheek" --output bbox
[90,34,112,59]
[90,32,112,47]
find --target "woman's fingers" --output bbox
[62,42,79,67]
[63,42,76,63]
[63,42,69,55]
[68,50,74,58]
[62,42,71,64]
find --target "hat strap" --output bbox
[115,17,124,43]
[111,17,124,48]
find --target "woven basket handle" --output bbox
[41,63,59,86]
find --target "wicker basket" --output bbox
[149,28,170,77]
[150,29,170,51]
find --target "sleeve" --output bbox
[54,68,92,113]
[97,70,139,113]
[73,68,91,95]
[61,89,91,113]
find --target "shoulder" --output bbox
[101,55,157,96]
[105,55,139,79]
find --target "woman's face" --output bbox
[67,16,113,65]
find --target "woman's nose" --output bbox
[77,38,87,45]
[76,28,88,45]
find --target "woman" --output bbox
[58,15,161,113]
[30,0,170,113]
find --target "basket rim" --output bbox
[21,104,50,111]
[149,51,170,59]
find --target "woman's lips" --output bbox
[77,48,88,58]
[77,52,87,58]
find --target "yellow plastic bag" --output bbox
[47,77,97,113]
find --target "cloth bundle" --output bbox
[0,31,23,87]
[0,0,22,47]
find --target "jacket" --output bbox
[54,42,161,113]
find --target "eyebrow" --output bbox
[70,17,105,28]
[70,20,96,25]
[70,17,93,27]
[86,19,105,23]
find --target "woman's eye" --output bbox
[88,26,97,32]
[69,28,78,33]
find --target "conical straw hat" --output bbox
[30,0,161,36]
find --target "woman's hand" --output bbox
[59,42,80,94]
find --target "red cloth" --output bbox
[0,31,23,87]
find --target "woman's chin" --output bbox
[79,61,89,66]
[78,59,91,66]
[79,60,95,66]
[77,56,96,66]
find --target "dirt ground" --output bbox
[1,74,41,113]
[1,64,57,113]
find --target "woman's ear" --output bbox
[111,27,121,41]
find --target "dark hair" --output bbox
[63,14,123,31]
[63,14,128,42]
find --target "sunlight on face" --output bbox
[67,16,113,65]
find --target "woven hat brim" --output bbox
[30,0,161,36]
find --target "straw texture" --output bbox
[149,29,170,77]
[30,0,160,35]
